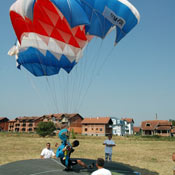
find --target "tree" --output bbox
[169,119,175,126]
[36,121,56,137]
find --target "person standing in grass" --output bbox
[103,134,115,161]
[91,158,111,175]
[40,142,56,159]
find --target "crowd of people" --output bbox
[40,129,115,175]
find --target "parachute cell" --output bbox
[9,0,140,76]
[9,0,92,76]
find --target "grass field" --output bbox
[0,133,175,175]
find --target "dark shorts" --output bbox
[60,158,78,167]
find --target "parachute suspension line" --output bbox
[26,3,61,113]
[72,38,95,111]
[22,69,50,114]
[72,52,88,112]
[96,45,115,76]
[68,67,78,113]
[55,72,66,113]
[74,5,109,111]
[65,73,70,113]
[17,14,59,113]
[48,76,60,113]
[76,11,116,110]
[76,38,104,111]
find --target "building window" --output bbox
[146,123,150,127]
[22,128,26,132]
[92,128,94,130]
[28,128,32,132]
[85,128,88,131]
[100,128,103,131]
[96,128,98,131]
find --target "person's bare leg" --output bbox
[77,160,88,168]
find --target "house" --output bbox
[66,113,83,134]
[122,118,134,135]
[111,117,125,136]
[41,113,83,134]
[171,126,175,137]
[133,127,141,135]
[7,113,83,134]
[8,119,16,131]
[0,117,9,131]
[8,116,41,132]
[141,120,172,136]
[81,117,113,136]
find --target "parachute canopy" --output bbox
[9,0,140,76]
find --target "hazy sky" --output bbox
[0,0,175,126]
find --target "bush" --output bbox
[36,122,56,137]
[71,128,76,139]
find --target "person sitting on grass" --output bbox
[91,158,111,175]
[40,142,56,159]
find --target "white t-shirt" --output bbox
[104,139,115,154]
[40,148,55,159]
[91,168,112,175]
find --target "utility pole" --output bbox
[155,113,158,120]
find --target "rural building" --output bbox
[111,117,125,136]
[141,120,172,136]
[81,117,113,136]
[7,113,83,134]
[8,116,41,132]
[171,126,175,137]
[8,119,16,131]
[122,118,134,135]
[0,117,9,131]
[66,113,83,134]
[133,126,141,135]
[40,113,83,134]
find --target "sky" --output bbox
[0,0,175,126]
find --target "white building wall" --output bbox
[112,118,125,136]
[125,122,134,135]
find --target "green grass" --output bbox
[0,133,175,175]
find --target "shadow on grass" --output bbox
[0,158,158,175]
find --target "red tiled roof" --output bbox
[122,118,134,123]
[0,117,9,121]
[156,126,171,130]
[81,117,111,124]
[0,117,5,121]
[16,116,41,121]
[133,127,141,132]
[67,113,83,119]
[141,120,172,131]
[48,113,83,119]
[52,113,64,119]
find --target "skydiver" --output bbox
[55,128,94,171]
